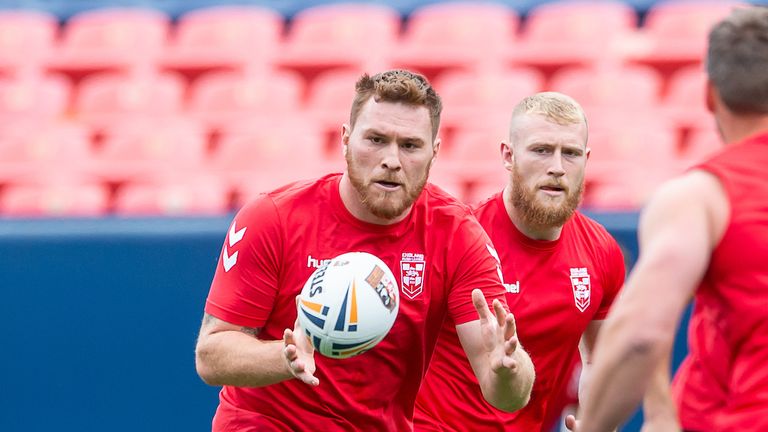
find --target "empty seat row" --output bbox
[0,1,750,81]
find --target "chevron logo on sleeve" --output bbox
[223,221,247,272]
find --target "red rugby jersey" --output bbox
[672,132,768,432]
[204,173,507,431]
[415,193,625,432]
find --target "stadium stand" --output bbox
[0,0,760,216]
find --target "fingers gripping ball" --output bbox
[297,252,399,359]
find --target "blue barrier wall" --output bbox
[0,213,688,432]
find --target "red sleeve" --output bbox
[594,238,626,320]
[205,195,284,328]
[447,217,508,325]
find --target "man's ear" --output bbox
[501,141,514,171]
[705,79,716,113]
[342,124,350,157]
[431,137,441,164]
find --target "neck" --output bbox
[717,111,768,144]
[502,186,564,241]
[338,172,410,225]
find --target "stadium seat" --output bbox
[663,65,712,132]
[0,72,72,121]
[511,0,639,72]
[276,3,401,81]
[211,118,340,202]
[74,69,186,132]
[394,2,520,79]
[94,117,209,183]
[0,10,58,76]
[0,180,109,217]
[304,69,364,156]
[113,174,230,215]
[583,121,680,209]
[433,67,545,147]
[0,121,94,184]
[549,64,664,111]
[187,69,304,131]
[48,8,171,80]
[162,6,285,79]
[627,1,748,75]
[678,126,722,168]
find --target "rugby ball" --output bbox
[297,252,399,359]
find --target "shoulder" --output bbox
[422,182,475,218]
[640,170,729,249]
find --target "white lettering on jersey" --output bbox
[222,220,247,272]
[504,281,520,294]
[307,255,332,269]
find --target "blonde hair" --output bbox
[512,91,586,125]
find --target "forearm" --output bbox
[480,346,535,412]
[578,316,669,431]
[642,354,680,429]
[196,330,292,387]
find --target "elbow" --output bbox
[195,343,223,386]
[487,392,530,413]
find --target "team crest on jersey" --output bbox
[570,267,591,312]
[400,252,426,299]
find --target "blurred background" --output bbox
[1,0,760,430]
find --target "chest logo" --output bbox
[400,252,426,300]
[570,267,591,312]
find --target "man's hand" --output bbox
[283,311,319,386]
[472,288,520,374]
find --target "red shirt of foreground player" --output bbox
[415,92,624,431]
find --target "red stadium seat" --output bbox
[0,72,72,121]
[212,118,340,201]
[511,1,639,73]
[0,121,94,184]
[276,4,401,81]
[549,64,664,111]
[679,127,722,169]
[48,8,171,80]
[583,118,680,209]
[433,67,545,146]
[187,69,304,131]
[74,70,185,131]
[0,10,58,76]
[663,65,712,132]
[0,181,109,217]
[394,2,520,79]
[628,1,748,75]
[304,69,363,156]
[94,117,209,183]
[113,175,230,215]
[162,6,285,79]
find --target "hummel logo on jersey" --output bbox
[307,255,332,269]
[504,281,520,294]
[223,221,247,272]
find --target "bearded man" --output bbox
[415,92,639,431]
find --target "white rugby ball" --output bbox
[297,252,399,359]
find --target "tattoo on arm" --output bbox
[202,313,261,338]
[240,327,260,338]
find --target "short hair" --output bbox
[349,69,443,140]
[509,92,588,141]
[707,6,768,114]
